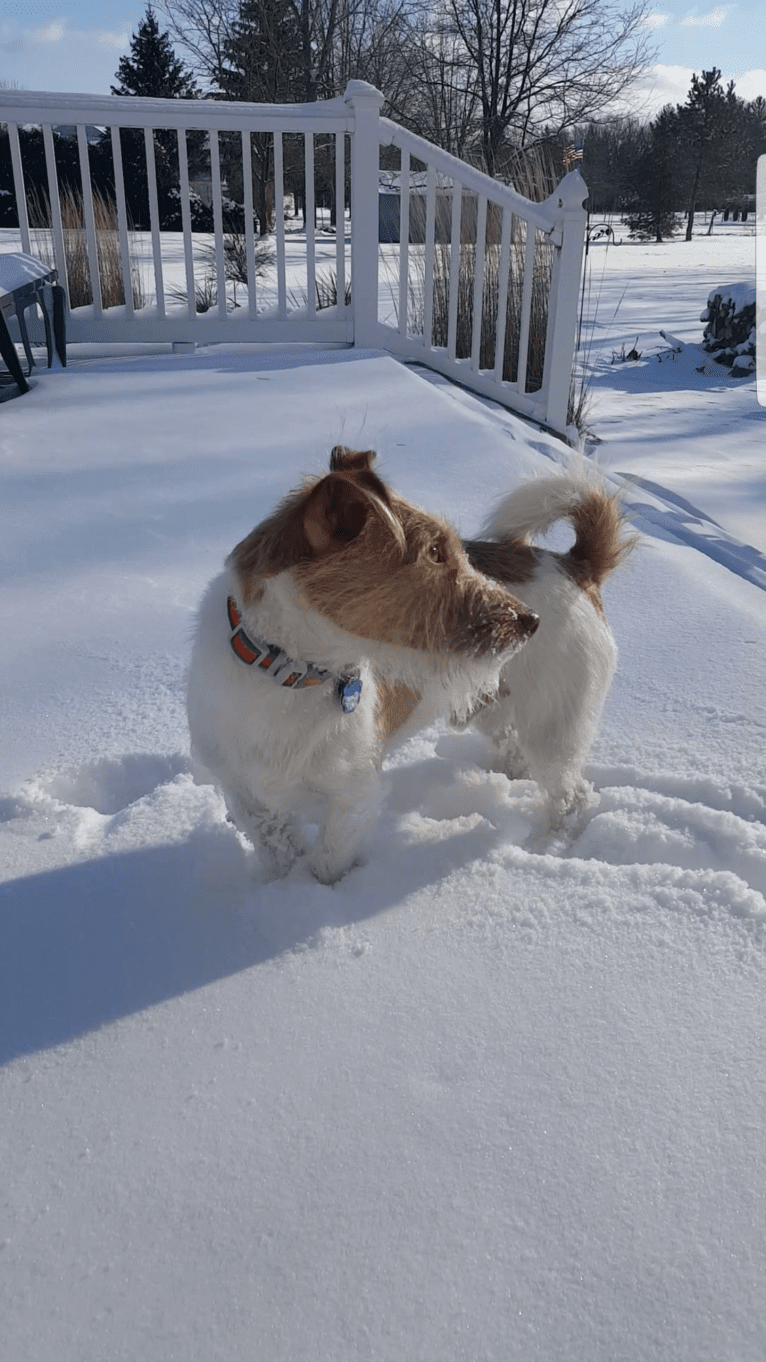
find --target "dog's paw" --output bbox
[309,841,368,885]
[546,780,596,829]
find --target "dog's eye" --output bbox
[429,541,447,564]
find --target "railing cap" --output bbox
[0,87,349,125]
[545,168,589,214]
[344,81,385,109]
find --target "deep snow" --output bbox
[1,224,765,1362]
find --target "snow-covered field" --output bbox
[1,224,765,1362]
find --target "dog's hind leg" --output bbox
[224,789,304,880]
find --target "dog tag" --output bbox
[338,677,362,713]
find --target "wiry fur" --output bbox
[187,446,538,884]
[463,466,636,825]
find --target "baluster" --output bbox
[110,126,134,317]
[516,226,537,394]
[470,194,487,371]
[274,132,287,317]
[176,127,196,320]
[305,132,316,316]
[493,206,512,383]
[423,162,436,349]
[144,127,166,318]
[241,130,257,318]
[208,129,227,320]
[8,124,31,254]
[42,126,67,307]
[447,180,461,359]
[76,124,102,317]
[398,150,410,339]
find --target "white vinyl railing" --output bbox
[0,81,587,435]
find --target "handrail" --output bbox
[0,82,587,435]
[0,89,352,134]
[379,118,559,236]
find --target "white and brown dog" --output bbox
[187,446,539,883]
[463,467,636,825]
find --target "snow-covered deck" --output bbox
[1,255,766,1359]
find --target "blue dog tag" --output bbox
[339,677,362,713]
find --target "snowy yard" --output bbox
[1,224,765,1361]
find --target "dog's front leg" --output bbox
[225,789,304,880]
[310,775,381,885]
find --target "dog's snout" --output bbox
[519,611,539,637]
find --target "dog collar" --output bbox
[227,595,362,713]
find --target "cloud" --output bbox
[732,68,766,100]
[29,19,68,44]
[606,61,766,120]
[93,28,131,51]
[642,12,671,28]
[680,6,731,26]
[4,18,129,55]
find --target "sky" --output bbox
[0,0,764,116]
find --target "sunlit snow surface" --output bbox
[1,225,765,1362]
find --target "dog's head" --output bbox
[229,447,538,659]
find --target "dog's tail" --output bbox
[483,467,636,590]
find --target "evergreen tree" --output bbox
[580,116,642,215]
[215,0,303,234]
[112,4,199,99]
[678,68,745,240]
[622,108,682,242]
[109,5,204,229]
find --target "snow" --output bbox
[704,280,756,311]
[1,223,766,1362]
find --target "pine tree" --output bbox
[622,109,682,242]
[216,0,303,234]
[112,4,198,100]
[679,69,744,240]
[110,5,203,229]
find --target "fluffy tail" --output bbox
[482,467,636,590]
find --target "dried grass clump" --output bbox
[28,185,144,310]
[388,143,590,426]
[169,234,276,313]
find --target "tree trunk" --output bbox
[685,161,701,241]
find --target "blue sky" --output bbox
[0,0,764,115]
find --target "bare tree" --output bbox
[441,0,655,174]
[386,16,480,156]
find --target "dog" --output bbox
[463,466,636,825]
[187,445,539,883]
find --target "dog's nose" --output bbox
[519,612,539,636]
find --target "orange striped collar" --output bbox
[226,595,362,712]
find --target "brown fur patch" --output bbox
[230,448,539,657]
[329,446,377,474]
[375,679,422,745]
[463,539,539,586]
[229,461,401,602]
[297,496,538,657]
[563,489,636,589]
[465,486,635,623]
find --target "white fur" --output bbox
[483,468,601,543]
[470,559,616,822]
[187,567,526,884]
[468,471,623,825]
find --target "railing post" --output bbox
[541,170,588,435]
[344,81,384,349]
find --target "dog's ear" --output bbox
[329,446,377,474]
[303,474,372,553]
[303,473,405,556]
